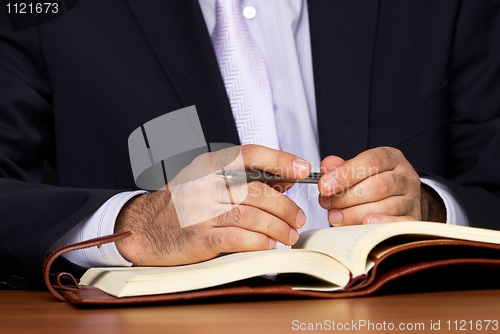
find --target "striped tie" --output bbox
[211,0,280,149]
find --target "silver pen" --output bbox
[214,170,323,184]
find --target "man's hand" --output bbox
[318,147,446,226]
[114,145,311,266]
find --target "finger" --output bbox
[240,144,311,179]
[219,182,306,229]
[320,155,345,172]
[267,182,294,193]
[327,196,420,226]
[362,214,418,225]
[204,226,277,254]
[319,147,402,196]
[213,205,300,246]
[319,171,410,209]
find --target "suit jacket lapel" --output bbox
[124,0,240,145]
[124,0,379,157]
[309,0,379,160]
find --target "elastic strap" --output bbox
[43,232,131,301]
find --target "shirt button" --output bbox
[243,6,257,20]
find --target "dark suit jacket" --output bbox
[1,0,500,289]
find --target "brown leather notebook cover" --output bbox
[43,232,500,306]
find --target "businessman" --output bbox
[1,0,499,289]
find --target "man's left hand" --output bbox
[318,147,445,225]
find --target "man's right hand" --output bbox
[114,144,310,266]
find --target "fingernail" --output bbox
[296,209,306,228]
[324,178,338,193]
[289,229,299,244]
[329,210,343,225]
[268,238,277,249]
[319,196,331,208]
[368,216,381,224]
[293,159,309,175]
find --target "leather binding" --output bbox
[44,232,500,306]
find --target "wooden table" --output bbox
[2,289,500,333]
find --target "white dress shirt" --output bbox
[51,0,468,267]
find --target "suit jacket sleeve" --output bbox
[0,10,120,289]
[432,0,500,230]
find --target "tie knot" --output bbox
[216,0,241,10]
[214,0,244,25]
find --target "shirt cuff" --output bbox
[420,177,469,226]
[49,190,147,268]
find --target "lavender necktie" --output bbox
[211,0,280,149]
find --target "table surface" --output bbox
[2,289,500,333]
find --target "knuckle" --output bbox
[276,153,291,174]
[261,235,272,249]
[385,199,401,216]
[253,233,271,250]
[368,153,383,170]
[392,173,409,193]
[381,147,400,167]
[352,209,366,225]
[389,147,403,158]
[240,144,257,162]
[347,213,359,225]
[374,176,392,197]
[212,180,231,202]
[402,198,416,215]
[386,149,399,165]
[241,143,255,153]
[204,231,223,252]
[222,230,242,248]
[280,197,298,220]
[215,207,240,226]
[239,206,258,225]
[407,170,420,187]
[246,182,262,198]
[337,191,355,208]
[330,195,345,209]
